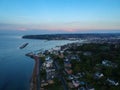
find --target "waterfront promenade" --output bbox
[29,55,42,90]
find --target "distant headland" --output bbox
[22,33,120,40]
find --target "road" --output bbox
[53,61,69,90]
[28,53,68,90]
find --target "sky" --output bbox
[0,0,120,33]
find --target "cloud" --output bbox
[0,21,120,33]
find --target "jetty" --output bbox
[19,43,28,49]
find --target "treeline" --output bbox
[22,33,120,40]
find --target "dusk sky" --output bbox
[0,0,120,33]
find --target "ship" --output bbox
[19,43,29,49]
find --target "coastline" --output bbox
[26,40,87,90]
[25,40,120,90]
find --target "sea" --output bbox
[0,32,77,90]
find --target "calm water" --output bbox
[0,34,75,90]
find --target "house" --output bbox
[94,72,104,79]
[102,60,117,68]
[58,53,64,58]
[46,68,56,80]
[47,79,54,84]
[102,60,111,66]
[83,51,92,56]
[46,62,53,68]
[38,53,45,57]
[106,78,119,86]
[78,87,86,90]
[79,81,86,86]
[72,80,80,88]
[45,56,51,61]
[43,60,53,68]
[52,50,59,55]
[60,50,64,54]
[68,82,74,88]
[64,58,69,62]
[86,84,95,90]
[69,55,80,62]
[66,51,72,54]
[53,46,61,51]
[77,72,85,77]
[77,73,83,78]
[64,61,72,68]
[65,67,73,74]
[68,75,74,80]
[43,57,53,68]
[73,74,80,79]
[41,80,48,87]
[44,50,50,55]
[78,84,94,90]
[70,55,77,60]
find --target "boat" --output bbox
[19,43,29,49]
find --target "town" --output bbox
[26,40,120,90]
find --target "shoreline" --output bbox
[26,40,87,90]
[26,39,120,90]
